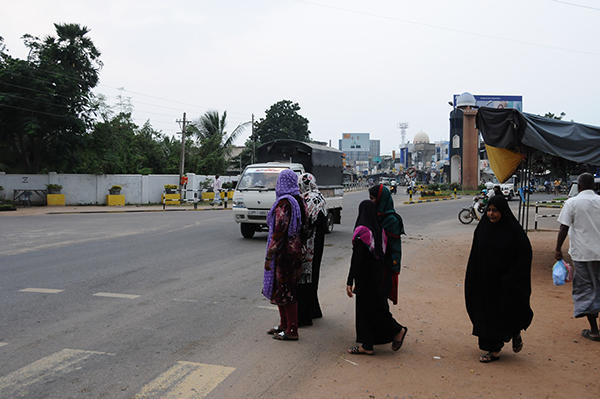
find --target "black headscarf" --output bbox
[354,200,384,259]
[465,194,533,340]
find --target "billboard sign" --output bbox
[341,133,370,152]
[453,94,523,111]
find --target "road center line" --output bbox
[172,298,199,303]
[0,348,114,398]
[135,361,235,399]
[0,342,7,348]
[19,288,64,294]
[93,292,140,299]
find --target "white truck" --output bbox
[232,140,344,239]
[485,175,516,201]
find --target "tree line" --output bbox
[0,23,311,175]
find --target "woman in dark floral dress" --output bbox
[263,169,305,340]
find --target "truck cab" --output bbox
[233,163,304,238]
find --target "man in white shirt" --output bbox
[556,173,600,342]
[212,175,222,206]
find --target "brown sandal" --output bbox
[267,326,284,335]
[273,331,298,341]
[392,327,408,351]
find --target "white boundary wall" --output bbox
[0,172,237,205]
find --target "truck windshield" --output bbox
[237,167,287,190]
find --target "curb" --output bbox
[403,197,460,205]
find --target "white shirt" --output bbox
[557,190,600,261]
[213,177,222,192]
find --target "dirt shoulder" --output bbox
[284,230,599,399]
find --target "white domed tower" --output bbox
[413,131,430,144]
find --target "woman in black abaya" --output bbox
[346,200,405,355]
[465,195,534,362]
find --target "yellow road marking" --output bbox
[93,292,140,299]
[0,348,114,398]
[135,361,235,399]
[19,288,64,294]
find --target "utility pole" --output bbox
[251,113,255,164]
[176,112,187,198]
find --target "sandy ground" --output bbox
[282,230,599,399]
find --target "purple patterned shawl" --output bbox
[263,169,302,300]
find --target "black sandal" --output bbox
[512,334,523,353]
[348,345,373,355]
[392,326,408,351]
[479,352,500,363]
[272,331,298,341]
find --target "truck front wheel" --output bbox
[240,223,256,239]
[325,212,334,234]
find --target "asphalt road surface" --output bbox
[0,191,538,398]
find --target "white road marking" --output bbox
[256,305,278,311]
[19,288,64,294]
[0,342,7,347]
[93,292,140,299]
[172,298,199,303]
[135,361,235,399]
[0,348,114,398]
[341,357,358,366]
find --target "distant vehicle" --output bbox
[485,176,516,201]
[232,140,344,238]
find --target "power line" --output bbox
[0,103,69,118]
[294,0,600,56]
[550,0,600,11]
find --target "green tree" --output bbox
[189,110,249,175]
[252,100,310,144]
[0,24,102,172]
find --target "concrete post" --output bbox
[462,108,479,190]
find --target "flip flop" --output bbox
[348,345,374,355]
[392,326,408,351]
[479,352,500,363]
[512,334,523,353]
[581,329,600,342]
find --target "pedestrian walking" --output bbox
[555,172,600,342]
[367,184,408,348]
[297,173,327,326]
[212,175,222,206]
[465,195,534,362]
[346,200,406,355]
[263,169,306,341]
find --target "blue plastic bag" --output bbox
[552,260,568,286]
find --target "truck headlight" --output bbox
[233,200,245,208]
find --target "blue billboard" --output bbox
[453,94,522,111]
[341,133,370,152]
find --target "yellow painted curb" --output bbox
[162,193,181,205]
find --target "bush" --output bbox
[478,184,486,191]
[110,185,122,191]
[427,183,440,191]
[164,184,178,190]
[421,191,437,197]
[439,183,449,191]
[449,182,461,191]
[46,184,62,194]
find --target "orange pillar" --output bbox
[462,108,479,190]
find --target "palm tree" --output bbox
[193,110,250,157]
[191,110,251,174]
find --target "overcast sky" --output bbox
[2,0,599,153]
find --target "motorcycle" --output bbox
[458,194,488,224]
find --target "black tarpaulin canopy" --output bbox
[476,107,600,182]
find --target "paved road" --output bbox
[0,192,484,398]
